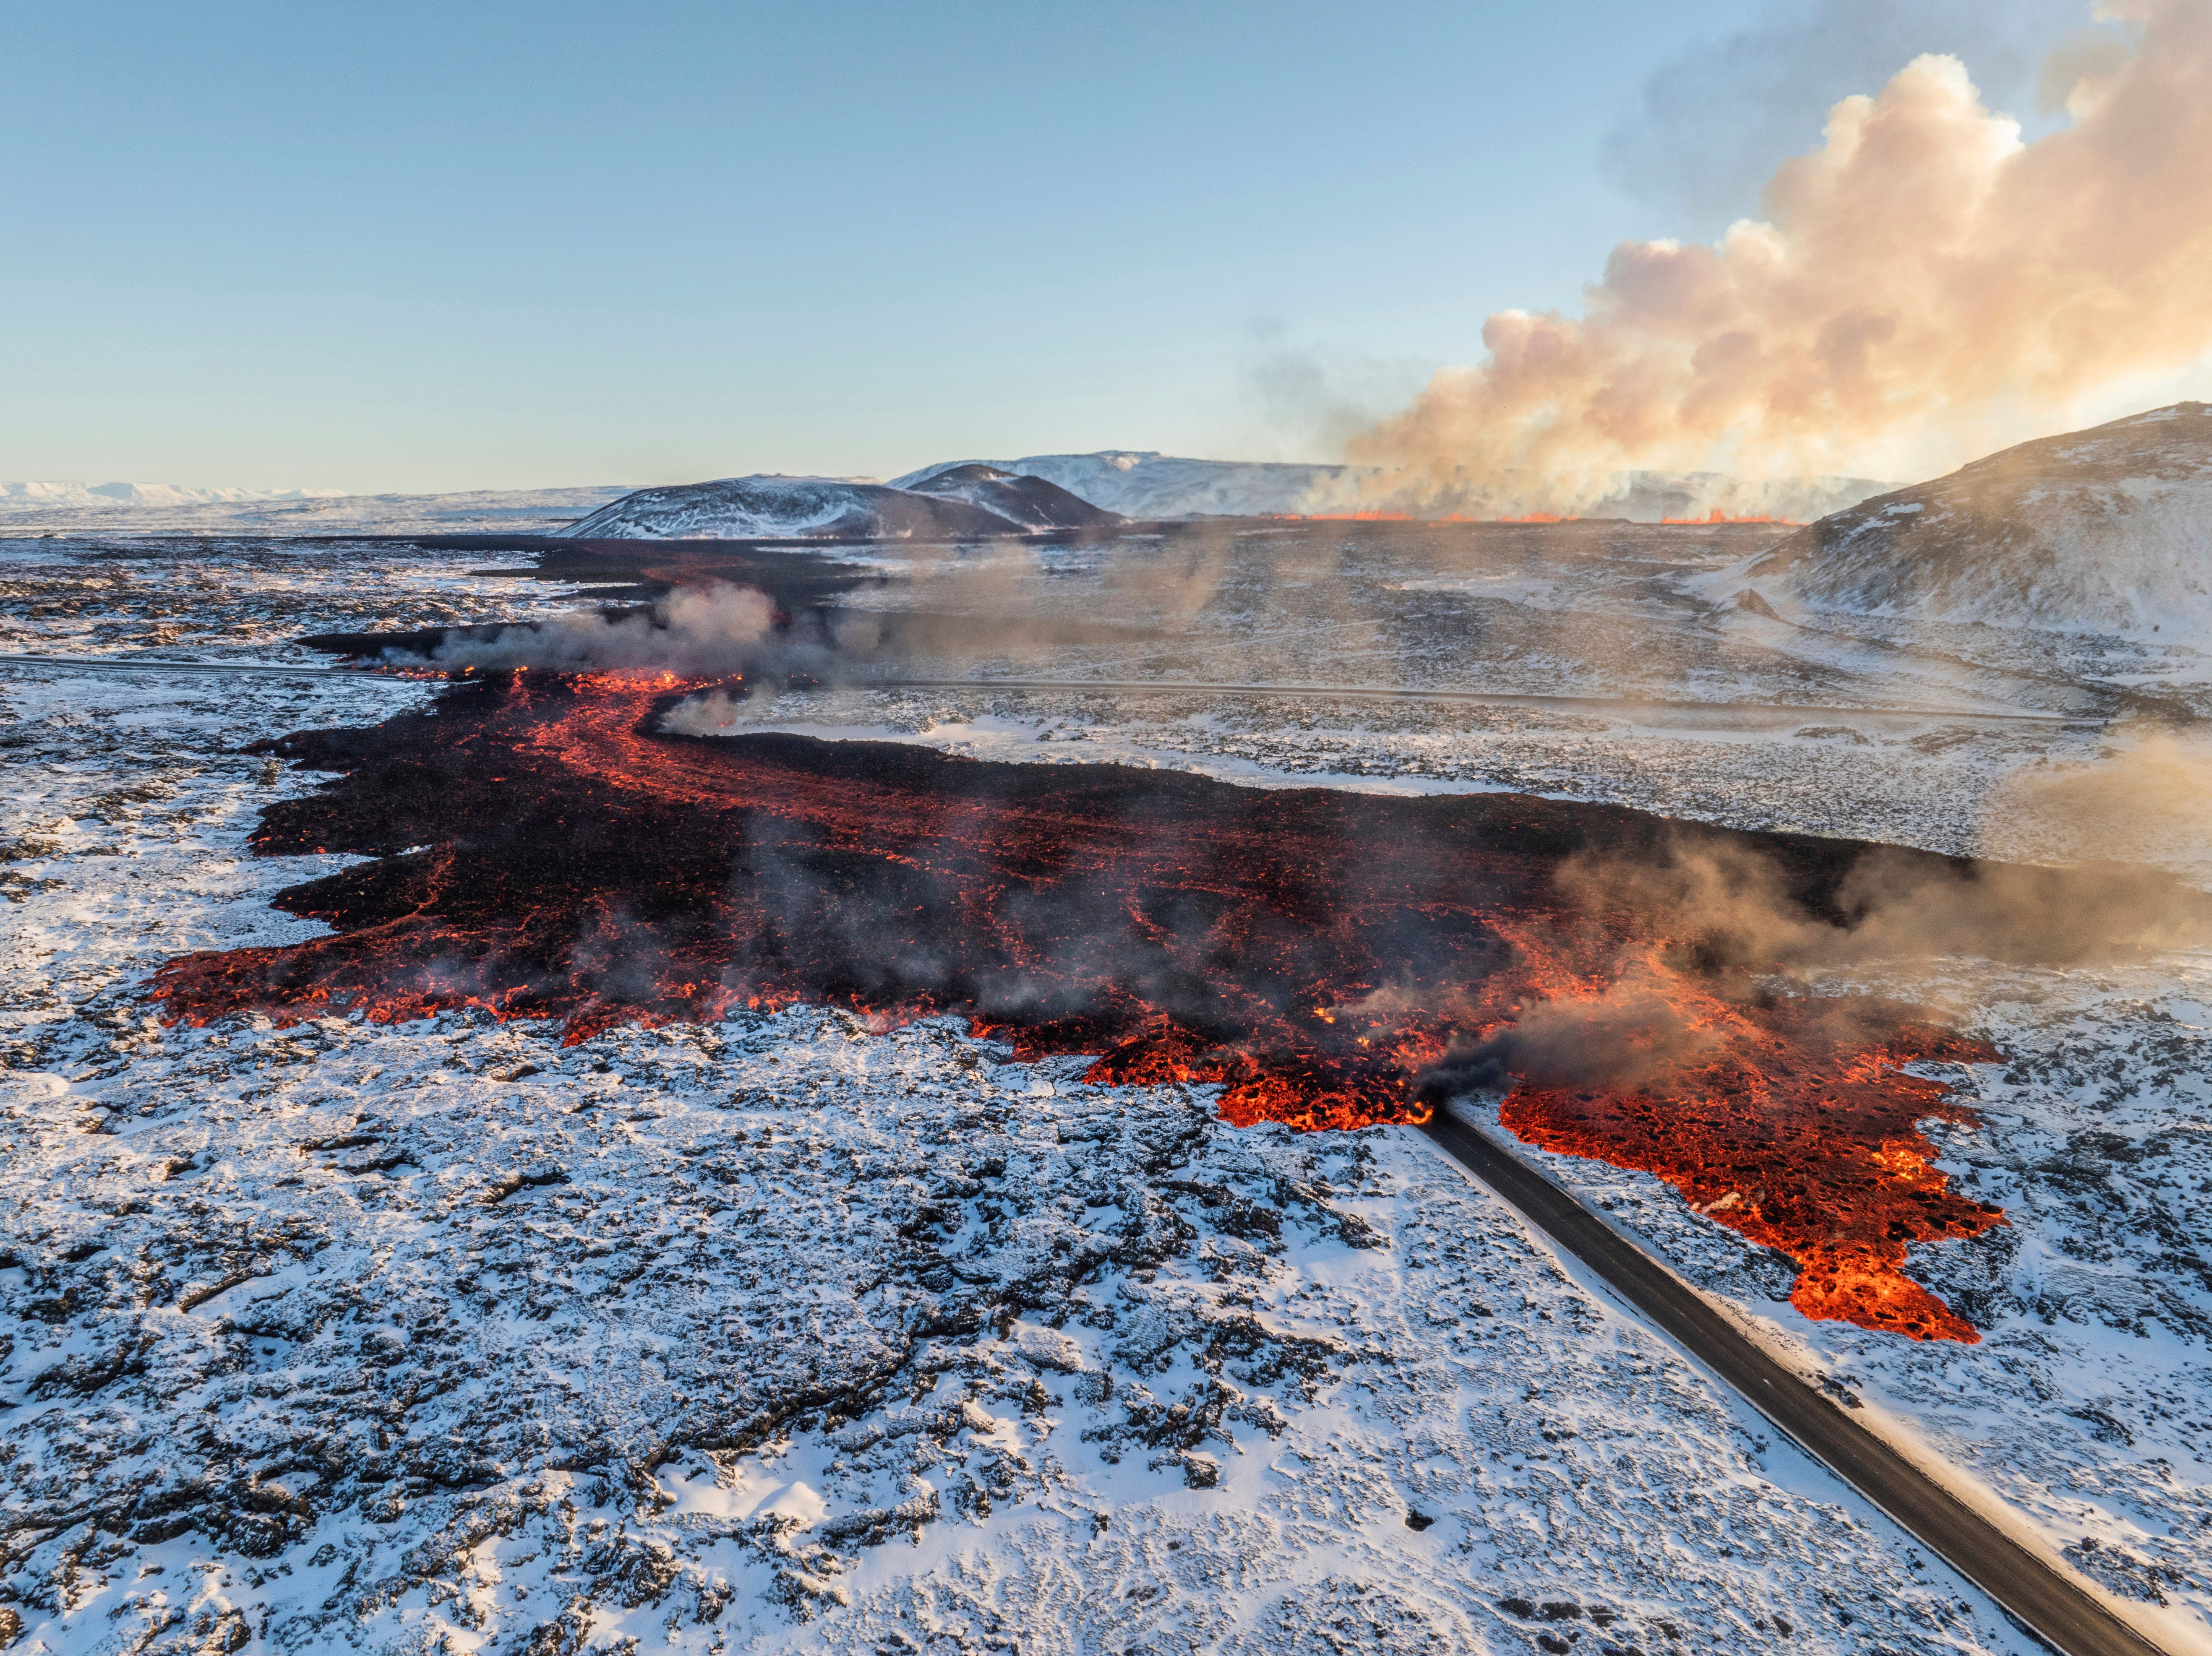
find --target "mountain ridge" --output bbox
[558,472,1122,541]
[1714,402,2212,641]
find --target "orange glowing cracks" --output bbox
[150,669,2006,1342]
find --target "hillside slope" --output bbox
[1729,403,2212,637]
[561,475,1028,540]
[900,463,1124,529]
[894,451,1369,518]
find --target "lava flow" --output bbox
[153,669,2014,1340]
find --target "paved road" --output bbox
[0,651,349,681]
[1421,1109,2168,1656]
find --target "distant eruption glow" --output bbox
[1355,0,2212,514]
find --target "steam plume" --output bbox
[1977,726,2212,877]
[1354,0,2212,512]
[420,583,782,675]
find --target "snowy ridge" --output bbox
[0,482,635,536]
[892,451,1889,523]
[561,475,1065,541]
[899,464,1123,531]
[1715,403,2212,641]
[0,463,1891,538]
[1,482,343,509]
[893,451,1375,519]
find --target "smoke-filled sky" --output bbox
[3,0,2196,494]
[1356,0,2212,512]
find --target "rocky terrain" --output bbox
[0,527,2205,1652]
[0,655,2047,1656]
[0,456,1898,541]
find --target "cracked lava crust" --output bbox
[151,669,2011,1341]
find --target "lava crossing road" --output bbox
[1422,1109,2168,1656]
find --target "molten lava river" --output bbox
[154,671,2007,1342]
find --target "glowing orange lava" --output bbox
[1498,981,2001,1341]
[1659,509,1804,525]
[150,670,2005,1339]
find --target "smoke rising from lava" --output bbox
[380,550,1193,687]
[1404,825,2210,1110]
[1416,981,1726,1100]
[1559,830,2211,976]
[1354,0,2212,513]
[413,582,785,675]
[1977,725,2212,879]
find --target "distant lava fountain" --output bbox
[152,669,2012,1340]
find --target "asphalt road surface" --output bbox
[0,651,346,681]
[1422,1109,2169,1656]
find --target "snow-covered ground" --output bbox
[1,528,2206,1653]
[1448,944,2212,1646]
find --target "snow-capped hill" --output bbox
[1719,403,2212,638]
[561,475,1029,541]
[893,452,1372,519]
[900,464,1124,530]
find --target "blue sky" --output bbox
[1,0,2088,491]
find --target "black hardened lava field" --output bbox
[147,664,2212,1342]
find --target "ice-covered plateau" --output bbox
[1714,403,2212,643]
[0,528,2206,1655]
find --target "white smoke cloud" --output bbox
[414,582,782,674]
[1356,0,2212,512]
